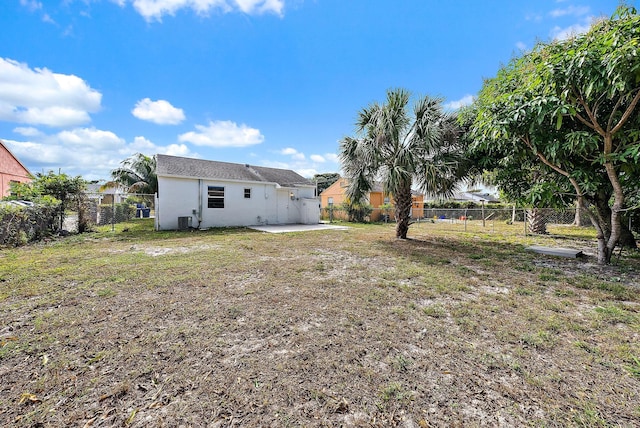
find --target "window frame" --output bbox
[207,185,225,209]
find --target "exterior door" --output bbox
[277,189,290,224]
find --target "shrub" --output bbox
[0,199,60,247]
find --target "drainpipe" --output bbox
[197,179,203,229]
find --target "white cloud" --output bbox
[57,128,126,150]
[295,168,317,178]
[0,58,102,127]
[550,5,590,18]
[259,149,339,178]
[515,41,527,51]
[235,0,284,15]
[19,0,42,12]
[129,136,194,157]
[551,18,593,40]
[178,120,264,147]
[13,126,44,137]
[3,129,194,180]
[129,0,284,22]
[324,153,339,163]
[444,94,474,111]
[132,98,185,125]
[162,143,193,156]
[279,147,305,160]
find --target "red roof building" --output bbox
[0,140,32,198]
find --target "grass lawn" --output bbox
[1,219,639,427]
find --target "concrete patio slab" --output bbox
[249,223,350,233]
[526,245,583,258]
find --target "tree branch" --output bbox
[573,86,606,136]
[611,87,640,135]
[606,94,625,133]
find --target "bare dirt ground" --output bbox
[1,221,639,427]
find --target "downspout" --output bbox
[197,179,203,229]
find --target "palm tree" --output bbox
[339,89,467,239]
[105,153,158,195]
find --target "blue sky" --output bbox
[0,0,625,181]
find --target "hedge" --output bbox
[0,202,60,247]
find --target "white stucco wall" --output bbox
[156,176,318,230]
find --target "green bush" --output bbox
[0,200,60,247]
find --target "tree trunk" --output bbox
[581,198,611,265]
[527,208,547,234]
[619,220,637,249]
[602,136,625,263]
[593,190,637,250]
[573,198,583,227]
[394,182,413,239]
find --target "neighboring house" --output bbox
[0,140,31,198]
[85,183,128,205]
[450,191,500,204]
[320,178,424,221]
[155,154,319,230]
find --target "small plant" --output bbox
[574,341,600,355]
[97,287,116,298]
[520,331,556,349]
[422,304,447,318]
[594,305,635,325]
[227,306,244,319]
[379,382,412,402]
[393,354,413,372]
[626,356,640,379]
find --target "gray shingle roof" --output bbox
[156,154,313,187]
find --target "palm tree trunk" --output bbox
[394,183,413,239]
[527,207,547,235]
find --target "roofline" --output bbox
[157,172,315,188]
[0,140,32,177]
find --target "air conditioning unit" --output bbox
[178,216,191,230]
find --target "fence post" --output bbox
[111,197,115,232]
[464,208,467,232]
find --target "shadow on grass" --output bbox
[91,218,262,243]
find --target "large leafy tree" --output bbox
[106,153,158,195]
[468,6,640,264]
[9,171,87,231]
[340,88,468,239]
[313,172,341,194]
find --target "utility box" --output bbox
[178,216,191,230]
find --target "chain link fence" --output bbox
[320,206,613,235]
[64,193,156,233]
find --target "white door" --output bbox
[277,190,290,224]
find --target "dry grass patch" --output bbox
[1,219,639,426]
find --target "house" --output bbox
[450,191,500,204]
[155,154,319,230]
[319,178,424,221]
[0,140,31,198]
[85,183,129,205]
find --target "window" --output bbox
[208,186,224,208]
[244,188,251,199]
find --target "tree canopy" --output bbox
[313,172,341,194]
[340,88,468,238]
[106,153,158,195]
[9,171,88,231]
[467,5,640,264]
